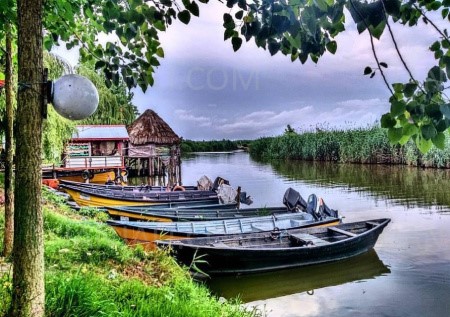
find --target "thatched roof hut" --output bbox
[127,109,180,145]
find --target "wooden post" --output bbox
[236,186,241,209]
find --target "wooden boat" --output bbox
[59,183,219,208]
[156,218,390,275]
[105,188,337,222]
[106,206,291,222]
[106,211,341,250]
[59,179,199,192]
[47,170,116,184]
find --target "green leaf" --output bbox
[364,66,372,75]
[326,41,337,54]
[403,83,417,98]
[387,127,403,144]
[223,13,235,29]
[398,135,411,145]
[235,10,244,20]
[370,20,386,39]
[425,103,442,120]
[156,47,165,58]
[381,113,396,128]
[392,83,404,93]
[224,28,235,41]
[415,135,433,153]
[421,124,437,140]
[44,37,53,51]
[430,41,441,51]
[188,1,200,17]
[403,123,418,136]
[299,52,308,64]
[383,0,401,16]
[232,36,243,51]
[237,0,246,9]
[314,0,328,11]
[154,20,166,31]
[429,1,441,10]
[178,10,191,24]
[95,60,106,69]
[436,118,450,132]
[428,65,447,82]
[432,132,446,149]
[390,99,406,116]
[268,41,281,55]
[226,0,238,8]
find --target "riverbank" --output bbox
[249,126,450,168]
[0,187,258,317]
[181,139,250,153]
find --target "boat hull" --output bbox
[106,206,286,222]
[107,215,341,250]
[58,171,115,184]
[62,187,162,207]
[61,184,220,208]
[157,218,390,275]
[59,179,198,191]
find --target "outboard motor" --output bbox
[212,176,230,192]
[239,191,253,205]
[283,188,307,211]
[305,194,320,220]
[197,175,213,191]
[317,198,339,218]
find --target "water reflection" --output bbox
[176,153,450,316]
[266,160,450,212]
[206,249,390,303]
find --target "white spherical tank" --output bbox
[52,74,99,120]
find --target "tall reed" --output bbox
[250,126,450,168]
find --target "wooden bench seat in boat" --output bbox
[366,221,380,228]
[289,233,331,246]
[328,227,357,237]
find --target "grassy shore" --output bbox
[0,188,258,317]
[250,126,450,168]
[181,140,250,153]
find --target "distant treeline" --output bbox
[249,126,450,168]
[181,139,251,153]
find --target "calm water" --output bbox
[177,152,450,317]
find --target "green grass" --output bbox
[181,139,250,153]
[0,188,259,317]
[250,125,450,168]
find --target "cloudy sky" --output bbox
[130,2,440,140]
[58,2,440,140]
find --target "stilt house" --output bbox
[126,109,181,181]
[64,125,129,169]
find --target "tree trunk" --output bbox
[10,0,45,315]
[2,22,15,259]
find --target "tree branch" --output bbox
[349,0,393,95]
[413,4,450,45]
[381,1,421,86]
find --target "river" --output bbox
[176,151,450,317]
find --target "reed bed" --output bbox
[181,140,250,153]
[250,126,450,168]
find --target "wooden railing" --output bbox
[64,156,124,169]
